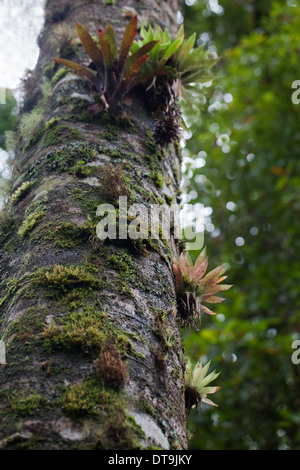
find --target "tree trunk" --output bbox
[0,0,187,450]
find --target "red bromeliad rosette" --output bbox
[173,247,232,328]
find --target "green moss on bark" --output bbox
[9,391,42,417]
[40,124,83,148]
[18,208,46,238]
[33,264,104,293]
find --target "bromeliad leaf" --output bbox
[76,23,103,71]
[117,15,138,75]
[105,24,118,60]
[98,29,114,71]
[119,54,150,97]
[124,55,150,84]
[52,58,97,82]
[98,28,116,97]
[175,32,196,64]
[125,41,158,70]
[160,36,184,64]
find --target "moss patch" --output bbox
[70,187,102,218]
[45,141,97,173]
[6,306,46,339]
[0,210,17,249]
[40,301,133,359]
[40,124,83,148]
[41,306,107,356]
[95,396,144,450]
[43,221,93,249]
[10,181,35,206]
[107,249,135,281]
[100,111,136,133]
[62,377,144,449]
[62,377,108,416]
[9,391,42,417]
[51,67,69,87]
[143,131,160,155]
[0,278,20,312]
[106,248,136,294]
[18,207,46,238]
[151,171,165,188]
[34,264,104,294]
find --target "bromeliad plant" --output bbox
[131,25,184,78]
[173,248,232,328]
[184,358,221,412]
[53,16,216,147]
[53,17,216,111]
[132,24,217,103]
[53,16,160,108]
[131,24,216,146]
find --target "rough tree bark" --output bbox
[0,0,188,450]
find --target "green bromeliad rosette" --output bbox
[184,358,221,412]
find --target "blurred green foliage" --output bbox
[0,89,17,150]
[181,0,300,450]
